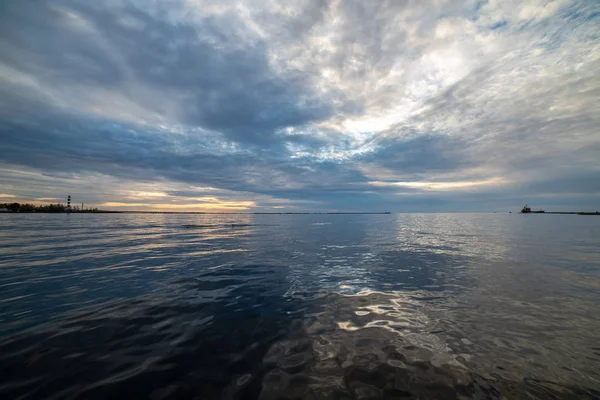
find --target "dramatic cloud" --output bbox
[0,0,598,211]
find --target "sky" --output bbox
[0,0,599,212]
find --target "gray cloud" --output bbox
[0,0,599,211]
[0,1,332,145]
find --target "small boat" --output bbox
[521,205,545,214]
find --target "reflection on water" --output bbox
[0,213,599,399]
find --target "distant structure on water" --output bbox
[521,205,545,214]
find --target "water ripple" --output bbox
[0,213,599,399]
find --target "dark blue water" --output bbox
[1,213,599,399]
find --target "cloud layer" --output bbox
[1,0,599,211]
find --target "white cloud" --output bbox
[369,177,508,191]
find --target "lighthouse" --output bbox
[67,195,71,212]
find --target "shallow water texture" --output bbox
[1,213,599,399]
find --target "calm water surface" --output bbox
[0,213,599,399]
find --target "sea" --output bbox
[0,213,599,399]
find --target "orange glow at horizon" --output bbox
[100,200,256,211]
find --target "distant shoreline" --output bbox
[0,211,394,215]
[522,211,600,216]
[1,211,598,215]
